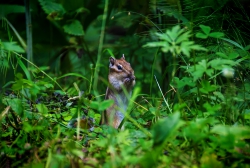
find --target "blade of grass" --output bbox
[154,75,172,113]
[57,73,90,83]
[16,56,31,80]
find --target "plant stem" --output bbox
[93,0,109,95]
[24,0,33,69]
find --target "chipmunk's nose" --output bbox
[130,75,135,81]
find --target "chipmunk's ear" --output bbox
[121,54,125,60]
[109,57,115,66]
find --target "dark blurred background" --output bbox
[1,0,250,96]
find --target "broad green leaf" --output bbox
[3,98,23,115]
[208,59,236,70]
[36,104,49,114]
[228,52,239,59]
[209,32,224,38]
[90,99,114,111]
[63,20,84,36]
[200,80,217,94]
[152,112,181,147]
[200,25,211,35]
[196,32,208,39]
[38,0,66,15]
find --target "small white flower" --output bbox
[222,68,234,78]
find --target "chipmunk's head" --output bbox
[108,54,135,90]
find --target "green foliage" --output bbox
[0,4,25,17]
[1,0,250,167]
[1,42,25,53]
[144,25,207,57]
[63,20,85,36]
[38,0,66,17]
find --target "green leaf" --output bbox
[200,153,223,168]
[3,98,23,115]
[203,102,221,115]
[0,5,25,17]
[180,41,194,57]
[200,80,218,94]
[16,56,32,81]
[166,25,183,41]
[172,77,195,88]
[196,32,208,39]
[176,31,191,44]
[190,44,207,51]
[103,49,114,56]
[100,99,114,111]
[90,99,114,111]
[63,20,84,36]
[216,52,227,58]
[155,32,172,43]
[208,58,236,70]
[228,52,240,59]
[209,32,224,38]
[70,149,84,158]
[143,41,168,48]
[76,7,90,14]
[152,112,181,147]
[36,104,49,114]
[187,60,211,81]
[1,42,25,53]
[23,122,44,133]
[199,25,211,35]
[211,125,250,139]
[38,0,66,15]
[220,38,244,50]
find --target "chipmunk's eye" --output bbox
[117,65,122,70]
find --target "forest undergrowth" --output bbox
[1,0,250,167]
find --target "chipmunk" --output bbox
[101,54,135,129]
